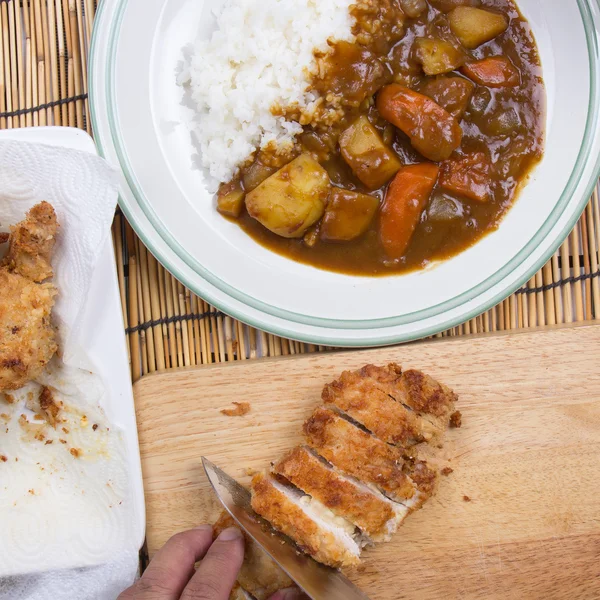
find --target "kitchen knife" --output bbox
[202,457,371,600]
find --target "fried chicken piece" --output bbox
[303,407,417,505]
[273,446,408,542]
[322,369,438,446]
[347,364,458,438]
[214,512,293,600]
[0,270,57,391]
[2,201,58,282]
[0,203,58,392]
[251,472,361,569]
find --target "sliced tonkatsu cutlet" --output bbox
[351,364,458,437]
[303,407,416,504]
[322,369,438,445]
[273,446,408,542]
[250,472,361,569]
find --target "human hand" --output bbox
[118,525,307,600]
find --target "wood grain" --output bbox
[135,323,600,599]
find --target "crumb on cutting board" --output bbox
[450,411,462,428]
[2,393,15,404]
[221,402,251,417]
[70,448,82,458]
[441,467,453,476]
[463,495,471,502]
[0,232,9,244]
[0,455,7,462]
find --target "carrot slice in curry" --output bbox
[461,56,520,88]
[376,84,463,162]
[440,152,493,202]
[380,163,440,259]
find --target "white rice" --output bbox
[179,0,356,187]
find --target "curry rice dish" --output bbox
[184,0,544,276]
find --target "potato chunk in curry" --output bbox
[449,7,509,49]
[246,154,330,239]
[339,116,402,189]
[414,38,465,76]
[321,189,379,242]
[217,180,245,218]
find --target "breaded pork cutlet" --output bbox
[322,369,438,446]
[343,364,458,439]
[251,472,361,569]
[0,203,58,392]
[303,407,417,505]
[214,512,292,600]
[273,446,408,543]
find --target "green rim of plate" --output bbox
[89,0,600,346]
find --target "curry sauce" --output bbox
[219,0,545,276]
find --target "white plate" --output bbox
[89,0,600,347]
[0,127,145,573]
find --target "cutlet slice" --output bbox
[303,407,416,504]
[353,364,458,437]
[273,446,408,542]
[251,472,361,569]
[322,369,438,445]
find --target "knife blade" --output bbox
[202,457,371,600]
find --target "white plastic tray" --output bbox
[0,126,145,575]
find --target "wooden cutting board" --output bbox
[135,323,600,599]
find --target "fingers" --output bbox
[181,527,245,600]
[119,526,214,600]
[268,588,309,600]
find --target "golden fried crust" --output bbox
[0,270,57,391]
[322,370,433,445]
[39,385,61,427]
[214,512,292,600]
[3,201,58,282]
[250,473,360,569]
[403,456,438,508]
[229,583,247,600]
[273,446,398,538]
[303,407,415,502]
[351,364,457,429]
[397,369,457,418]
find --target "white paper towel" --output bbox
[0,139,118,362]
[0,139,141,599]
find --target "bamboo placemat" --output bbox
[2,1,599,382]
